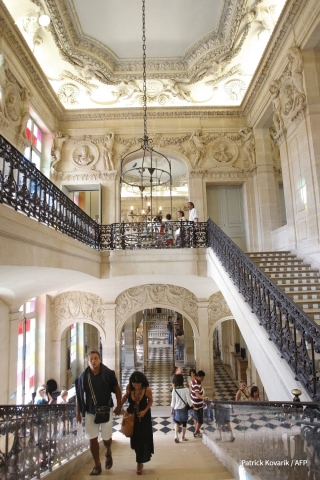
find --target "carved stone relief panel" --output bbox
[269,46,306,145]
[115,284,199,338]
[208,138,239,168]
[0,51,31,150]
[70,141,99,170]
[208,291,232,330]
[53,291,107,339]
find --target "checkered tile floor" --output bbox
[118,341,296,438]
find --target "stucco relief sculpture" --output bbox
[53,292,107,335]
[224,79,246,101]
[115,284,198,336]
[2,78,31,148]
[189,130,208,168]
[213,143,233,162]
[269,79,285,143]
[269,46,306,144]
[58,84,80,105]
[208,292,232,328]
[50,131,69,169]
[70,142,99,170]
[103,132,115,170]
[238,127,256,166]
[248,2,276,40]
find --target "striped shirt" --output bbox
[190,378,203,410]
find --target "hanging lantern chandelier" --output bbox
[119,0,172,223]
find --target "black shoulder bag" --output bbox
[175,389,192,410]
[87,372,111,424]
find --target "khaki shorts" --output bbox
[85,410,113,441]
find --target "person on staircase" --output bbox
[75,350,121,476]
[235,380,249,401]
[121,371,154,475]
[190,370,205,438]
[171,373,193,442]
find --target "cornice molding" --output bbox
[0,0,62,120]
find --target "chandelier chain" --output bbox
[142,0,147,141]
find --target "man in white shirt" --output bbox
[187,202,199,224]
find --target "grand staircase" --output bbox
[67,434,235,479]
[247,251,320,323]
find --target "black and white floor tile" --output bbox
[118,340,287,437]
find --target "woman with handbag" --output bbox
[121,371,154,475]
[171,374,193,443]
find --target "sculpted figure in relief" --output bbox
[269,79,284,139]
[283,84,294,115]
[287,47,304,96]
[51,131,69,169]
[5,93,19,122]
[74,145,94,166]
[164,80,191,102]
[189,130,207,168]
[18,88,31,138]
[103,132,115,170]
[213,143,233,163]
[249,2,276,40]
[0,54,7,114]
[238,127,256,165]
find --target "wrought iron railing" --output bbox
[207,219,320,401]
[0,135,99,249]
[203,400,320,480]
[0,134,207,250]
[0,404,87,480]
[99,220,207,250]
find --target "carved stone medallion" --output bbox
[208,138,238,167]
[70,141,99,170]
[3,84,21,127]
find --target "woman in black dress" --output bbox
[121,371,154,475]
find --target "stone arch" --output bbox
[52,291,108,342]
[115,284,199,341]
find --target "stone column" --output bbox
[101,305,117,375]
[8,306,23,405]
[253,128,281,250]
[195,302,214,398]
[143,321,149,370]
[124,315,136,368]
[183,319,195,366]
[188,173,205,221]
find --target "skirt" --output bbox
[173,407,188,424]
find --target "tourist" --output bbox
[171,374,193,442]
[121,371,154,475]
[75,350,121,476]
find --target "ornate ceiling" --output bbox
[4,0,286,109]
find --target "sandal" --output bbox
[105,453,113,470]
[90,465,102,476]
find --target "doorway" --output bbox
[207,185,246,250]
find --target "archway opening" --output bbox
[120,307,196,407]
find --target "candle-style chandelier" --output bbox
[119,0,172,223]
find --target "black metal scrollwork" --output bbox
[207,219,320,401]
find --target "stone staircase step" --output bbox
[291,299,320,308]
[67,434,233,480]
[255,261,304,266]
[275,279,320,285]
[260,266,314,272]
[267,273,320,278]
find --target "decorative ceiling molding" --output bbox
[0,1,62,120]
[47,0,246,81]
[0,0,310,122]
[242,0,308,116]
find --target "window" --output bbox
[17,299,36,405]
[70,324,77,364]
[24,119,42,170]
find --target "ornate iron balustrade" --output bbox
[0,135,99,249]
[99,220,207,250]
[207,219,320,401]
[0,135,207,250]
[0,404,86,480]
[203,400,320,479]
